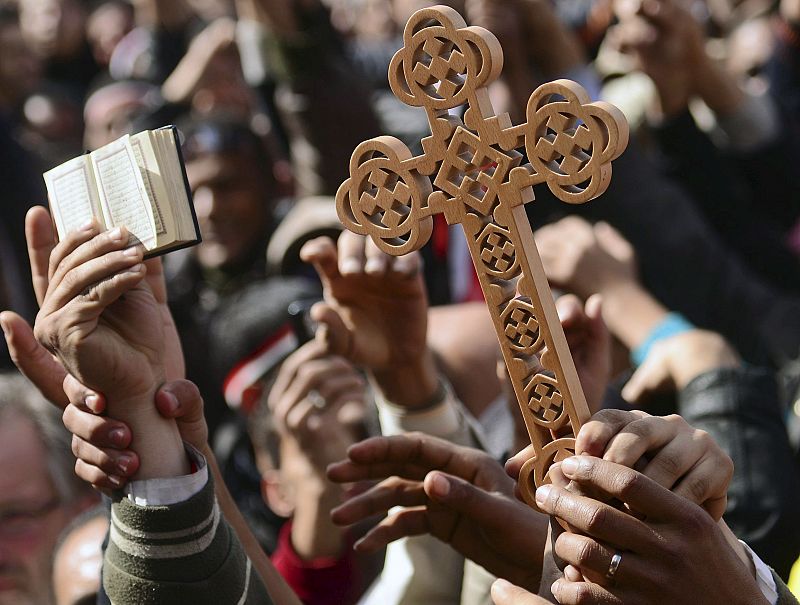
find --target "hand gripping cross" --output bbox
[336,5,629,508]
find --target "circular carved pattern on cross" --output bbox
[525,80,629,205]
[517,437,577,508]
[477,223,520,280]
[499,297,542,355]
[336,136,433,256]
[523,373,567,430]
[388,6,502,111]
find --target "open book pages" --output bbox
[44,127,201,258]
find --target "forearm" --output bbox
[112,390,190,480]
[693,59,745,118]
[597,281,668,350]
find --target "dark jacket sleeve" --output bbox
[678,367,800,580]
[104,473,273,604]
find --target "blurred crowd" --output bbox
[0,0,799,604]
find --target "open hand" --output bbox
[328,433,547,590]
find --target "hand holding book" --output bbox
[43,126,201,258]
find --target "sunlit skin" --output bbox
[185,151,273,271]
[0,413,74,605]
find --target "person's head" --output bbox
[181,118,289,270]
[51,506,108,605]
[0,372,95,605]
[86,1,133,68]
[83,79,157,150]
[0,6,42,110]
[17,0,86,61]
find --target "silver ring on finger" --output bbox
[606,552,622,580]
[307,389,326,409]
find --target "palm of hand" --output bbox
[324,270,427,370]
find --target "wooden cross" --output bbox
[336,5,629,508]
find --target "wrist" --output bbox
[370,349,440,410]
[693,60,744,117]
[599,281,669,350]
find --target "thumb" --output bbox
[1,310,68,408]
[310,301,353,359]
[155,379,208,449]
[491,579,551,605]
[621,346,671,404]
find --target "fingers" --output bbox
[268,340,326,409]
[575,409,649,457]
[42,227,145,315]
[556,294,585,329]
[63,373,105,414]
[505,444,536,481]
[300,236,340,285]
[491,579,552,605]
[364,235,389,275]
[620,349,672,404]
[1,310,68,408]
[71,434,138,486]
[26,205,57,306]
[553,532,631,586]
[62,403,131,449]
[330,476,426,526]
[550,578,623,605]
[352,507,429,552]
[310,302,352,358]
[600,414,681,469]
[672,454,732,520]
[556,456,685,522]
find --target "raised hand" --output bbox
[267,339,367,475]
[2,205,184,409]
[300,232,438,409]
[34,223,163,406]
[536,457,768,605]
[328,433,547,590]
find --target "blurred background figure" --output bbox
[52,507,108,605]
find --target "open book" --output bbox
[44,126,201,258]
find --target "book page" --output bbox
[130,131,171,237]
[43,155,103,239]
[90,135,157,249]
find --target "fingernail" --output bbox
[551,579,562,597]
[535,484,552,507]
[340,258,360,275]
[163,391,179,414]
[125,263,144,274]
[124,245,141,257]
[0,316,9,339]
[109,475,123,488]
[364,258,384,274]
[429,473,450,497]
[85,394,101,412]
[80,219,95,231]
[108,227,123,241]
[117,455,133,474]
[109,428,127,446]
[492,578,512,595]
[561,456,579,475]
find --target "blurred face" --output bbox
[86,3,133,67]
[0,23,42,108]
[19,0,85,60]
[187,151,271,270]
[0,413,73,605]
[83,84,150,150]
[392,0,465,25]
[52,516,107,605]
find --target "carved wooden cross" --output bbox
[336,5,629,507]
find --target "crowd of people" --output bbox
[0,0,799,604]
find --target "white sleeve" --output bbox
[740,540,779,605]
[124,443,208,507]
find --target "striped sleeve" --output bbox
[103,472,272,605]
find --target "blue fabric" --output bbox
[631,313,695,366]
